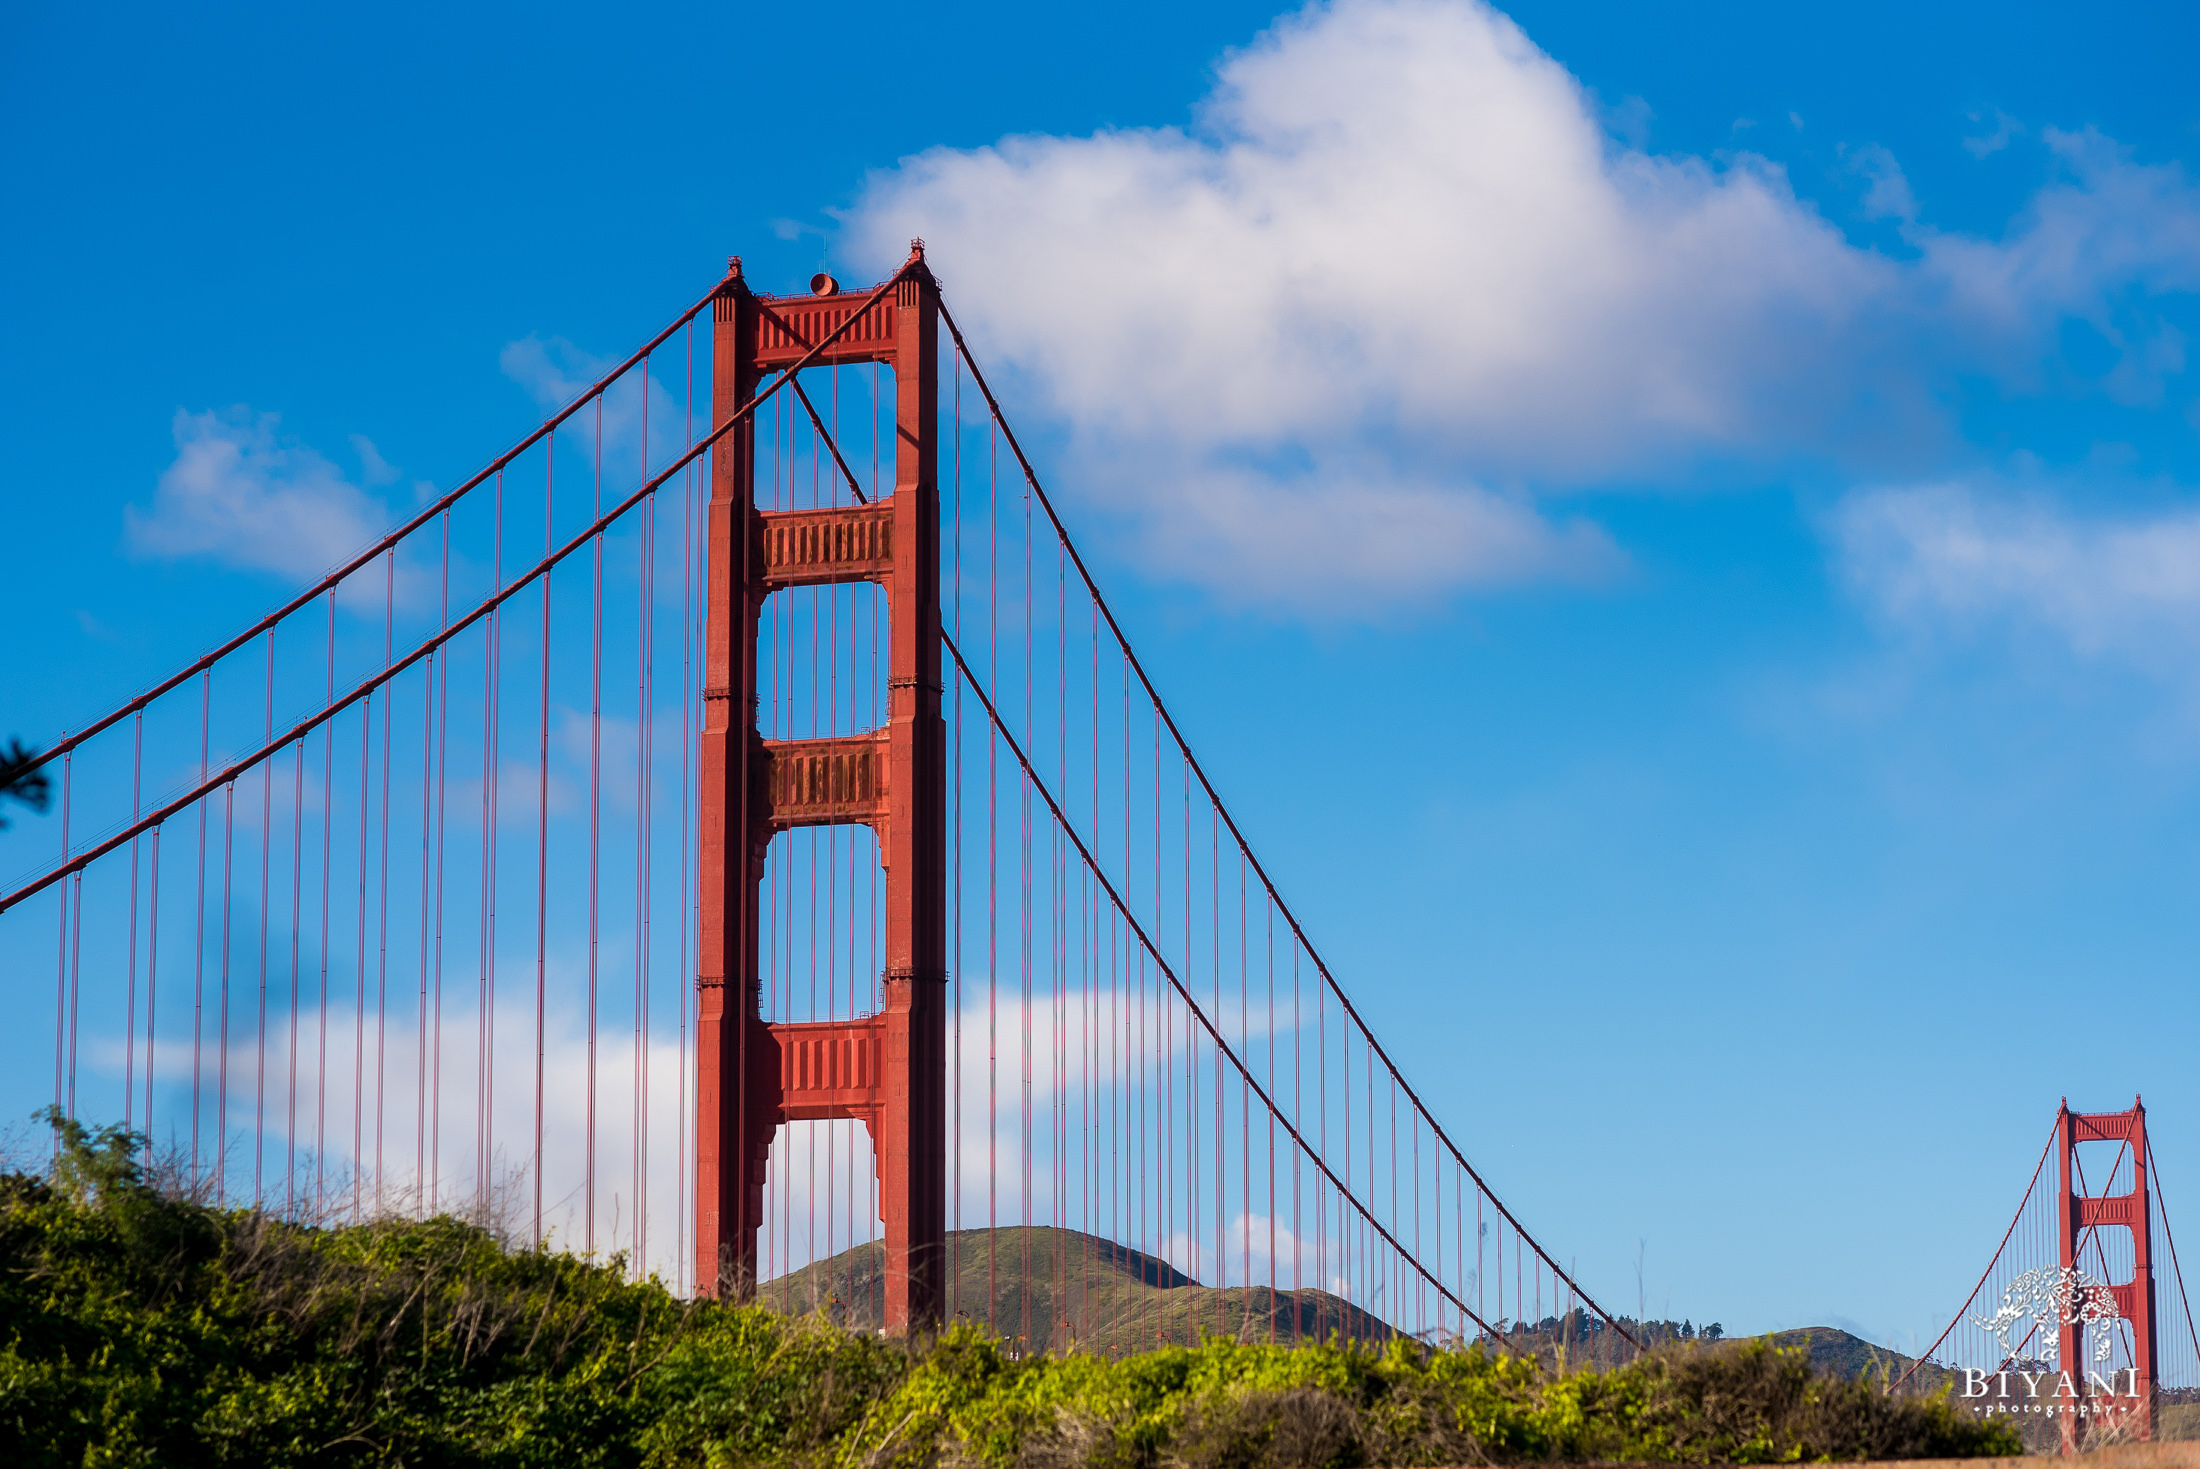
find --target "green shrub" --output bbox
[0,1117,2023,1466]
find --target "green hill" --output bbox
[761,1224,1400,1354]
[1757,1328,1948,1388]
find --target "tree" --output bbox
[0,738,51,830]
[34,1105,146,1203]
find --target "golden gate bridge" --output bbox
[4,248,2194,1434]
[1891,1100,2200,1448]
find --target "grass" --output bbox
[0,1114,2024,1466]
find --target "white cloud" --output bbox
[128,409,394,584]
[853,0,1875,461]
[1963,110,2023,159]
[1121,460,1620,605]
[350,434,401,487]
[1920,129,2200,385]
[1846,143,1917,224]
[842,0,2200,610]
[1830,481,2200,670]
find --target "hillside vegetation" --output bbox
[761,1230,1738,1372]
[1,1116,2022,1466]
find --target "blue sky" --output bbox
[6,0,2200,1349]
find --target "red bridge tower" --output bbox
[694,249,946,1332]
[2058,1097,2158,1446]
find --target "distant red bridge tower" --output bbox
[2058,1098,2159,1446]
[693,249,946,1332]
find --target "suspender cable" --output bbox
[126,715,144,1128]
[1020,420,1034,1347]
[431,512,452,1210]
[534,432,554,1248]
[376,550,394,1211]
[587,396,605,1257]
[146,826,162,1167]
[636,362,655,1279]
[355,691,371,1220]
[418,636,435,1206]
[986,402,999,1338]
[481,472,504,1210]
[195,679,210,1180]
[1266,883,1276,1341]
[286,731,303,1203]
[317,590,333,1209]
[217,778,235,1200]
[53,738,73,1122]
[950,350,964,1324]
[677,320,695,1294]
